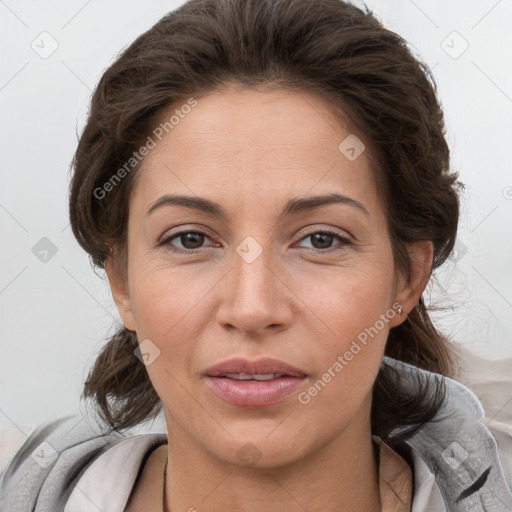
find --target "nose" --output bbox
[215,239,294,337]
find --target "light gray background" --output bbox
[1,0,511,430]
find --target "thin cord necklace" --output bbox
[162,458,169,512]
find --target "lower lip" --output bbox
[204,375,306,407]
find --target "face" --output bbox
[107,87,431,468]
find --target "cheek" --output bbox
[294,251,395,404]
[297,249,396,345]
[296,289,392,436]
[126,267,210,400]
[125,259,228,390]
[127,259,208,337]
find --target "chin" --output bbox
[205,428,313,469]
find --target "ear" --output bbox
[388,240,433,328]
[104,255,136,332]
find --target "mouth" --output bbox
[204,358,307,407]
[220,373,288,380]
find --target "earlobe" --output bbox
[390,241,433,327]
[104,255,137,332]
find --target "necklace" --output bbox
[162,458,169,512]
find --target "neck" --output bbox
[163,408,380,511]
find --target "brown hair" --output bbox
[69,0,461,441]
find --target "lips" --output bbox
[205,357,307,378]
[204,357,307,407]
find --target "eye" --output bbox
[158,228,352,254]
[296,229,352,252]
[159,230,216,253]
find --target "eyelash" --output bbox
[158,228,352,254]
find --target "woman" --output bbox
[1,0,511,510]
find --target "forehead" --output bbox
[130,88,381,215]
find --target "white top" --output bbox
[64,434,166,512]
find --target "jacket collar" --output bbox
[383,356,512,511]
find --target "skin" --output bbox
[106,87,433,511]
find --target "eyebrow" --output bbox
[146,192,369,219]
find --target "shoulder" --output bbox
[384,352,512,511]
[0,413,125,512]
[451,346,512,484]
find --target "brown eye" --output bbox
[160,230,214,252]
[177,232,206,249]
[309,232,335,250]
[297,230,351,252]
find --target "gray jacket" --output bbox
[1,356,512,511]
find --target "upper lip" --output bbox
[205,357,307,377]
